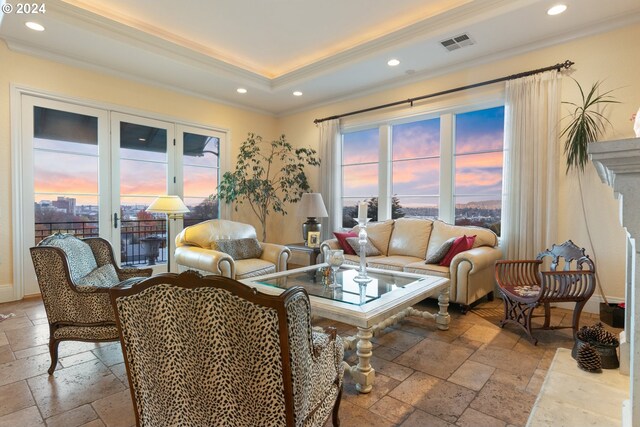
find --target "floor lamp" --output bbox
[146,195,190,273]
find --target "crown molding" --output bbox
[275,12,640,117]
[4,37,276,117]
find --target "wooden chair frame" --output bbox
[495,240,595,344]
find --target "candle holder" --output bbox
[354,218,372,284]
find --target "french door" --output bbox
[17,95,224,299]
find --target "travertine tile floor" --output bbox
[0,296,622,427]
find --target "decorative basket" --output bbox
[571,337,619,369]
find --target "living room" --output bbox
[0,0,639,426]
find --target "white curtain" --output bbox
[318,119,341,241]
[501,70,560,260]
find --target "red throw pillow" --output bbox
[334,231,358,255]
[439,235,476,267]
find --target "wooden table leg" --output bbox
[347,326,375,394]
[436,287,451,330]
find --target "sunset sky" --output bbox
[342,106,504,208]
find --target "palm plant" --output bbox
[561,79,618,173]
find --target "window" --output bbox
[341,128,378,227]
[340,105,505,233]
[454,107,504,234]
[392,118,440,219]
[182,132,220,226]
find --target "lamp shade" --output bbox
[299,193,328,218]
[146,196,190,214]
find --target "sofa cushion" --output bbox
[368,256,423,271]
[212,238,263,260]
[440,235,476,267]
[334,231,358,255]
[403,262,450,278]
[425,237,456,264]
[346,237,381,257]
[426,220,497,260]
[234,259,276,279]
[388,218,433,258]
[353,220,394,255]
[342,254,386,266]
[75,264,120,291]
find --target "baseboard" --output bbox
[0,284,17,303]
[551,295,624,314]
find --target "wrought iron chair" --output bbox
[30,233,152,374]
[495,240,595,344]
[110,271,344,427]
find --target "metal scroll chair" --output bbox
[30,233,152,374]
[110,271,344,427]
[495,240,595,345]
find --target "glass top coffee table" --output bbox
[243,264,450,393]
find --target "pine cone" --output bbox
[593,327,619,346]
[577,343,602,372]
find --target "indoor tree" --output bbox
[217,133,320,241]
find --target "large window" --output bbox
[341,105,505,233]
[342,128,379,227]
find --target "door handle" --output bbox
[113,212,119,228]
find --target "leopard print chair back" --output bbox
[110,271,344,427]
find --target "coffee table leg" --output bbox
[436,287,451,330]
[350,326,375,393]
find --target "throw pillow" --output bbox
[439,235,476,267]
[345,237,381,257]
[212,238,263,260]
[75,264,120,291]
[334,231,358,255]
[425,237,456,264]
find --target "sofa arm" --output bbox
[320,239,341,262]
[259,242,291,272]
[451,246,503,272]
[174,246,235,277]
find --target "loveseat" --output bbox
[320,218,502,310]
[175,219,291,279]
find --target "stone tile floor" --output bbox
[0,296,622,427]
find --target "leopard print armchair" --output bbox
[110,271,344,427]
[30,233,153,375]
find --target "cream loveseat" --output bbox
[175,219,290,279]
[320,218,502,310]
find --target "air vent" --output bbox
[440,33,475,52]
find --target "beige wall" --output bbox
[0,41,278,291]
[2,23,638,303]
[277,23,640,302]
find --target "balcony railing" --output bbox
[35,217,210,267]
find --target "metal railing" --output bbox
[35,217,211,267]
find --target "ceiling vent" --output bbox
[440,33,475,52]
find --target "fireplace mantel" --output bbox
[589,137,640,427]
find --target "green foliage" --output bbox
[561,79,619,173]
[217,133,320,241]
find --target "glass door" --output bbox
[111,113,174,273]
[21,96,110,296]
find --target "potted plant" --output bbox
[561,79,619,172]
[217,133,320,241]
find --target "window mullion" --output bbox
[439,113,454,223]
[378,125,392,221]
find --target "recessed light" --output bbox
[25,22,45,31]
[387,59,400,67]
[293,91,303,96]
[547,4,567,15]
[138,138,146,142]
[236,88,247,94]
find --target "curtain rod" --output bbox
[313,59,574,124]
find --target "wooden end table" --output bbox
[285,242,322,266]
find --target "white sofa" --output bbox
[320,218,502,310]
[175,219,290,279]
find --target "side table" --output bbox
[285,243,322,267]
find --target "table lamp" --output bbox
[299,193,328,245]
[146,195,190,272]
